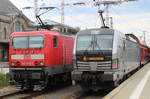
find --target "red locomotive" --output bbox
[9,30,74,90]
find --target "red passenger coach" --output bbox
[126,34,150,66]
[9,30,74,90]
[139,43,149,65]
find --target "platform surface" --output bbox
[103,63,150,99]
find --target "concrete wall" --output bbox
[0,62,9,74]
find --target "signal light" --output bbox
[34,61,39,66]
[34,61,44,66]
[16,61,21,66]
[112,64,117,69]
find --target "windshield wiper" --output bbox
[94,36,105,57]
[83,34,105,57]
[82,35,95,55]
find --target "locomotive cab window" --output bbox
[76,34,113,51]
[53,36,58,48]
[12,35,44,49]
[29,36,44,48]
[13,36,28,49]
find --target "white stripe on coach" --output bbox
[11,54,44,59]
[31,54,44,59]
[11,55,24,59]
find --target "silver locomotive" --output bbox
[72,28,140,90]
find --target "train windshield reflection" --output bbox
[76,34,113,51]
[13,36,44,49]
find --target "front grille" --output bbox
[75,61,111,71]
[76,61,91,70]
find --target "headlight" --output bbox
[40,61,44,66]
[112,59,118,69]
[34,61,39,65]
[16,61,21,66]
[11,62,15,66]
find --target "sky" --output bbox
[10,0,150,46]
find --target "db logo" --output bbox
[24,55,31,59]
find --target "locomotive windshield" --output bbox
[76,34,113,51]
[13,36,28,49]
[13,36,44,49]
[29,36,44,48]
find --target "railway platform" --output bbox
[104,63,150,99]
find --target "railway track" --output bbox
[32,85,85,99]
[1,90,50,99]
[0,85,85,99]
[0,88,63,99]
[0,89,21,99]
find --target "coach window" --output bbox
[53,36,58,48]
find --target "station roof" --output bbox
[0,0,20,15]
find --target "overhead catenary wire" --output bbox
[64,5,99,29]
[62,0,138,28]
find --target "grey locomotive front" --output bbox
[72,28,140,90]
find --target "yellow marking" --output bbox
[83,56,87,61]
[88,57,104,61]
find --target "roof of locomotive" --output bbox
[10,30,67,37]
[77,28,114,35]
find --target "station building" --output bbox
[0,0,35,61]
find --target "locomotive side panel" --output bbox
[62,36,74,71]
[111,31,126,80]
[123,39,140,74]
[48,35,63,66]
